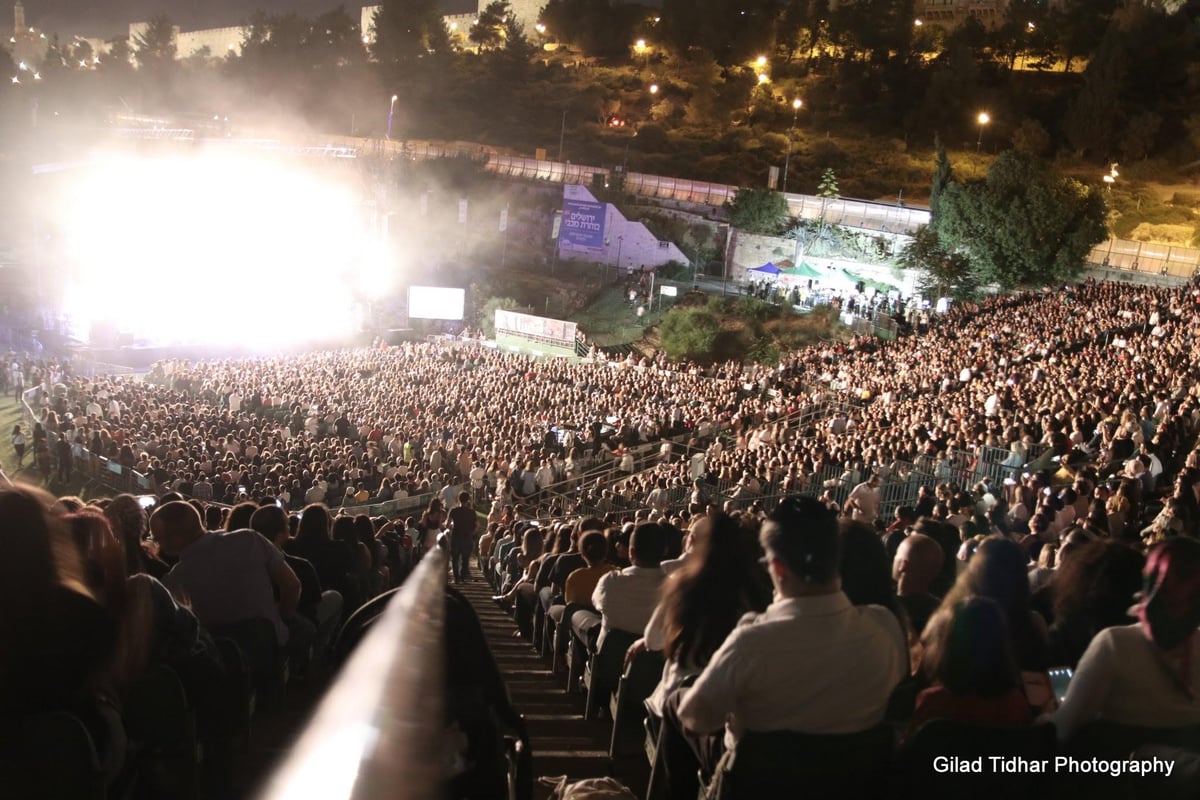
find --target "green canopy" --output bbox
[841,268,896,293]
[781,261,822,279]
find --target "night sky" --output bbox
[18,0,479,40]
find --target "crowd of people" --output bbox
[3,275,1200,797]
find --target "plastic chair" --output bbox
[125,664,200,800]
[209,618,288,706]
[583,628,639,721]
[212,636,255,739]
[704,724,894,800]
[609,649,665,758]
[0,710,106,799]
[901,719,1056,800]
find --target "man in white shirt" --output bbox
[846,474,881,523]
[570,523,666,652]
[672,496,905,776]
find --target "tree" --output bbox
[817,168,839,199]
[929,135,953,228]
[899,226,980,300]
[478,296,531,337]
[659,307,721,361]
[1011,119,1051,158]
[1119,112,1161,162]
[371,0,451,64]
[470,1,508,51]
[99,36,134,72]
[133,15,177,69]
[936,151,1108,289]
[725,188,789,235]
[1062,26,1126,158]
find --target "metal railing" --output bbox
[259,548,447,800]
[20,386,156,494]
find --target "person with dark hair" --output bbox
[571,522,666,651]
[251,504,343,664]
[563,531,617,605]
[676,496,906,767]
[916,518,961,599]
[641,513,770,799]
[907,597,1031,738]
[1048,539,1145,668]
[103,493,168,580]
[840,520,910,638]
[935,535,1053,712]
[1052,537,1200,743]
[447,491,478,584]
[288,503,358,613]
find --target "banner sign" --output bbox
[560,199,606,249]
[551,210,562,240]
[660,285,678,297]
[495,309,578,345]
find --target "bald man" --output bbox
[892,533,944,637]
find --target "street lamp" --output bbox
[1103,163,1119,190]
[756,55,767,68]
[976,111,990,152]
[648,83,659,95]
[783,98,802,194]
[386,94,398,139]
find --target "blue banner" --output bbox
[561,199,607,249]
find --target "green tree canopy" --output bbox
[726,188,789,235]
[899,225,980,301]
[659,307,720,361]
[936,151,1107,289]
[371,0,452,64]
[133,15,177,69]
[470,1,508,51]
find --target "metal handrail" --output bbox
[259,548,447,800]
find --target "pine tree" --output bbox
[929,134,953,231]
[817,168,840,199]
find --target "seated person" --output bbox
[1052,537,1200,743]
[570,522,666,652]
[893,532,944,639]
[906,596,1032,741]
[674,497,907,774]
[153,501,301,666]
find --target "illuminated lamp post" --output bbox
[976,111,990,152]
[387,94,398,139]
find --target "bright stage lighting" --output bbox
[57,150,378,348]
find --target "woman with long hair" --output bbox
[640,512,771,798]
[907,596,1031,739]
[287,503,358,613]
[104,493,169,580]
[1049,539,1145,668]
[418,497,448,555]
[934,535,1053,712]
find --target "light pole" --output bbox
[782,98,802,194]
[386,94,398,139]
[557,109,566,161]
[976,111,990,152]
[1103,163,1118,193]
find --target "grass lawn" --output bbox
[1,396,104,499]
[572,284,685,347]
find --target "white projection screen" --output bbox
[408,286,465,320]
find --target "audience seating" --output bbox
[212,636,255,741]
[1061,721,1200,800]
[703,724,894,800]
[608,649,665,759]
[901,720,1056,800]
[124,664,200,800]
[208,619,288,707]
[583,629,640,721]
[552,602,593,677]
[0,710,108,800]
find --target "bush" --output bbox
[1171,192,1200,208]
[659,307,720,361]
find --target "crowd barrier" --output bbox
[20,386,156,494]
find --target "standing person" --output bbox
[418,498,448,557]
[10,424,25,469]
[447,491,479,584]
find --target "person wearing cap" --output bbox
[674,496,907,764]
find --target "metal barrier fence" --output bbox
[260,548,447,800]
[20,386,156,494]
[1087,239,1200,279]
